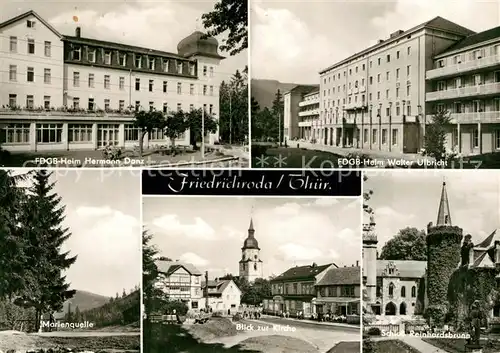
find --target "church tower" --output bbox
[426,181,463,324]
[239,218,263,283]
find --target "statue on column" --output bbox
[468,300,482,347]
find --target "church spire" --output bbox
[436,181,452,226]
[248,218,254,236]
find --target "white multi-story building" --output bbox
[282,85,319,142]
[154,260,203,311]
[0,10,224,152]
[314,17,475,154]
[426,26,500,155]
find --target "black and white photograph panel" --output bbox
[0,169,141,352]
[143,197,361,353]
[0,0,248,168]
[250,0,500,169]
[363,171,500,353]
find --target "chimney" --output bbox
[389,30,404,39]
[378,39,384,44]
[205,271,209,310]
[75,27,81,38]
[356,260,359,267]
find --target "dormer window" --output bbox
[88,49,96,63]
[190,63,195,75]
[119,53,127,66]
[177,62,183,74]
[72,47,81,61]
[104,51,111,65]
[163,59,169,72]
[148,57,155,70]
[27,20,36,28]
[135,55,142,69]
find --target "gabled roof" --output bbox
[316,266,360,286]
[272,263,336,282]
[377,260,426,278]
[436,25,500,57]
[202,279,240,295]
[320,16,474,74]
[0,10,61,38]
[472,250,495,268]
[156,260,202,276]
[475,229,500,248]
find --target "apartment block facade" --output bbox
[0,11,223,152]
[426,27,500,155]
[282,85,318,141]
[315,17,476,154]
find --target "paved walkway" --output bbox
[261,315,360,330]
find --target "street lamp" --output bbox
[369,103,373,150]
[378,103,382,151]
[388,101,392,152]
[418,104,423,151]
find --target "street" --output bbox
[206,316,360,353]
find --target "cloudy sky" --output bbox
[144,197,361,279]
[251,0,500,83]
[365,171,500,250]
[1,0,246,80]
[13,169,141,297]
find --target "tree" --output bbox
[17,170,77,331]
[241,278,272,305]
[252,107,279,142]
[272,90,284,145]
[133,110,167,157]
[0,170,31,300]
[219,69,249,144]
[424,109,452,161]
[379,227,427,261]
[164,111,187,152]
[202,0,248,56]
[143,229,159,318]
[122,289,127,298]
[185,108,218,150]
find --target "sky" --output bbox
[144,197,361,279]
[0,0,247,82]
[364,170,500,250]
[12,169,142,297]
[251,0,500,84]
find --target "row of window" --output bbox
[0,123,178,144]
[272,282,315,296]
[9,35,51,57]
[69,45,214,78]
[435,71,500,91]
[323,85,411,111]
[387,283,417,298]
[323,65,412,98]
[7,94,214,115]
[318,286,356,297]
[7,65,215,96]
[323,45,413,84]
[435,99,500,114]
[435,44,500,68]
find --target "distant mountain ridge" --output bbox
[55,290,110,319]
[251,79,298,110]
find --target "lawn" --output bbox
[327,341,360,353]
[252,147,343,168]
[423,338,500,353]
[363,339,421,353]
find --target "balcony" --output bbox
[299,98,319,107]
[299,109,320,117]
[426,111,500,124]
[298,121,313,127]
[427,55,500,80]
[344,102,367,111]
[426,82,500,102]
